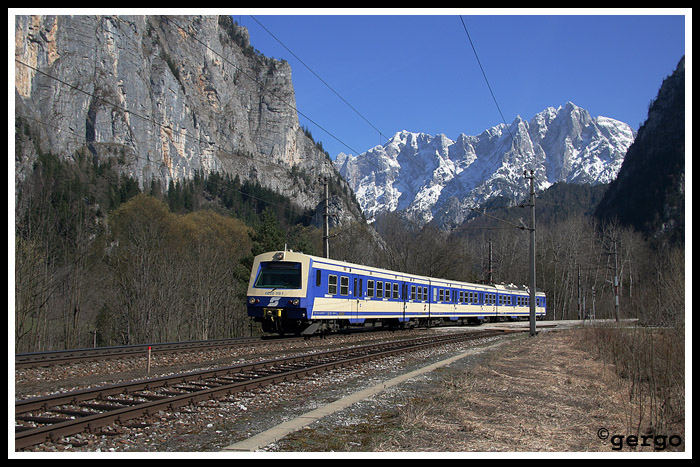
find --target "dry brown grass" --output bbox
[374,330,636,452]
[274,328,685,452]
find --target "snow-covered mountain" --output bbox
[335,102,635,228]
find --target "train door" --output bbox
[428,280,432,323]
[353,276,362,321]
[401,282,407,323]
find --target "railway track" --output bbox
[15,328,520,450]
[15,327,423,369]
[14,336,292,369]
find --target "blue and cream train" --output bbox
[247,250,546,335]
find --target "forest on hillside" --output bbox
[14,149,684,353]
[14,152,322,352]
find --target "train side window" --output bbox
[368,280,375,298]
[424,287,428,301]
[340,276,349,295]
[411,285,416,300]
[328,275,337,295]
[439,289,444,302]
[377,281,383,299]
[316,270,321,287]
[393,283,399,299]
[385,282,392,299]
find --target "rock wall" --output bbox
[15,14,362,224]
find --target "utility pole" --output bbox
[487,239,493,284]
[323,179,329,259]
[577,264,582,322]
[613,240,620,322]
[524,170,536,337]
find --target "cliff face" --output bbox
[595,57,685,244]
[15,15,362,224]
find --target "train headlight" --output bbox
[249,298,259,304]
[290,299,300,306]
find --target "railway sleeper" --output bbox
[79,402,127,411]
[49,408,98,417]
[173,385,207,392]
[188,382,220,388]
[160,389,191,396]
[132,393,170,401]
[103,397,146,406]
[16,415,72,424]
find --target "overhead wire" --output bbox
[16,14,368,227]
[248,15,390,145]
[163,16,364,156]
[456,16,535,231]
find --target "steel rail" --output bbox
[15,329,518,449]
[14,336,291,369]
[15,327,420,369]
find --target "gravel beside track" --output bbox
[15,327,508,452]
[15,329,433,399]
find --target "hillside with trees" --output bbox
[595,56,685,245]
[14,152,321,352]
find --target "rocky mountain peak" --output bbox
[335,102,635,228]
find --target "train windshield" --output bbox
[254,261,302,289]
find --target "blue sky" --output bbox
[236,12,686,160]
